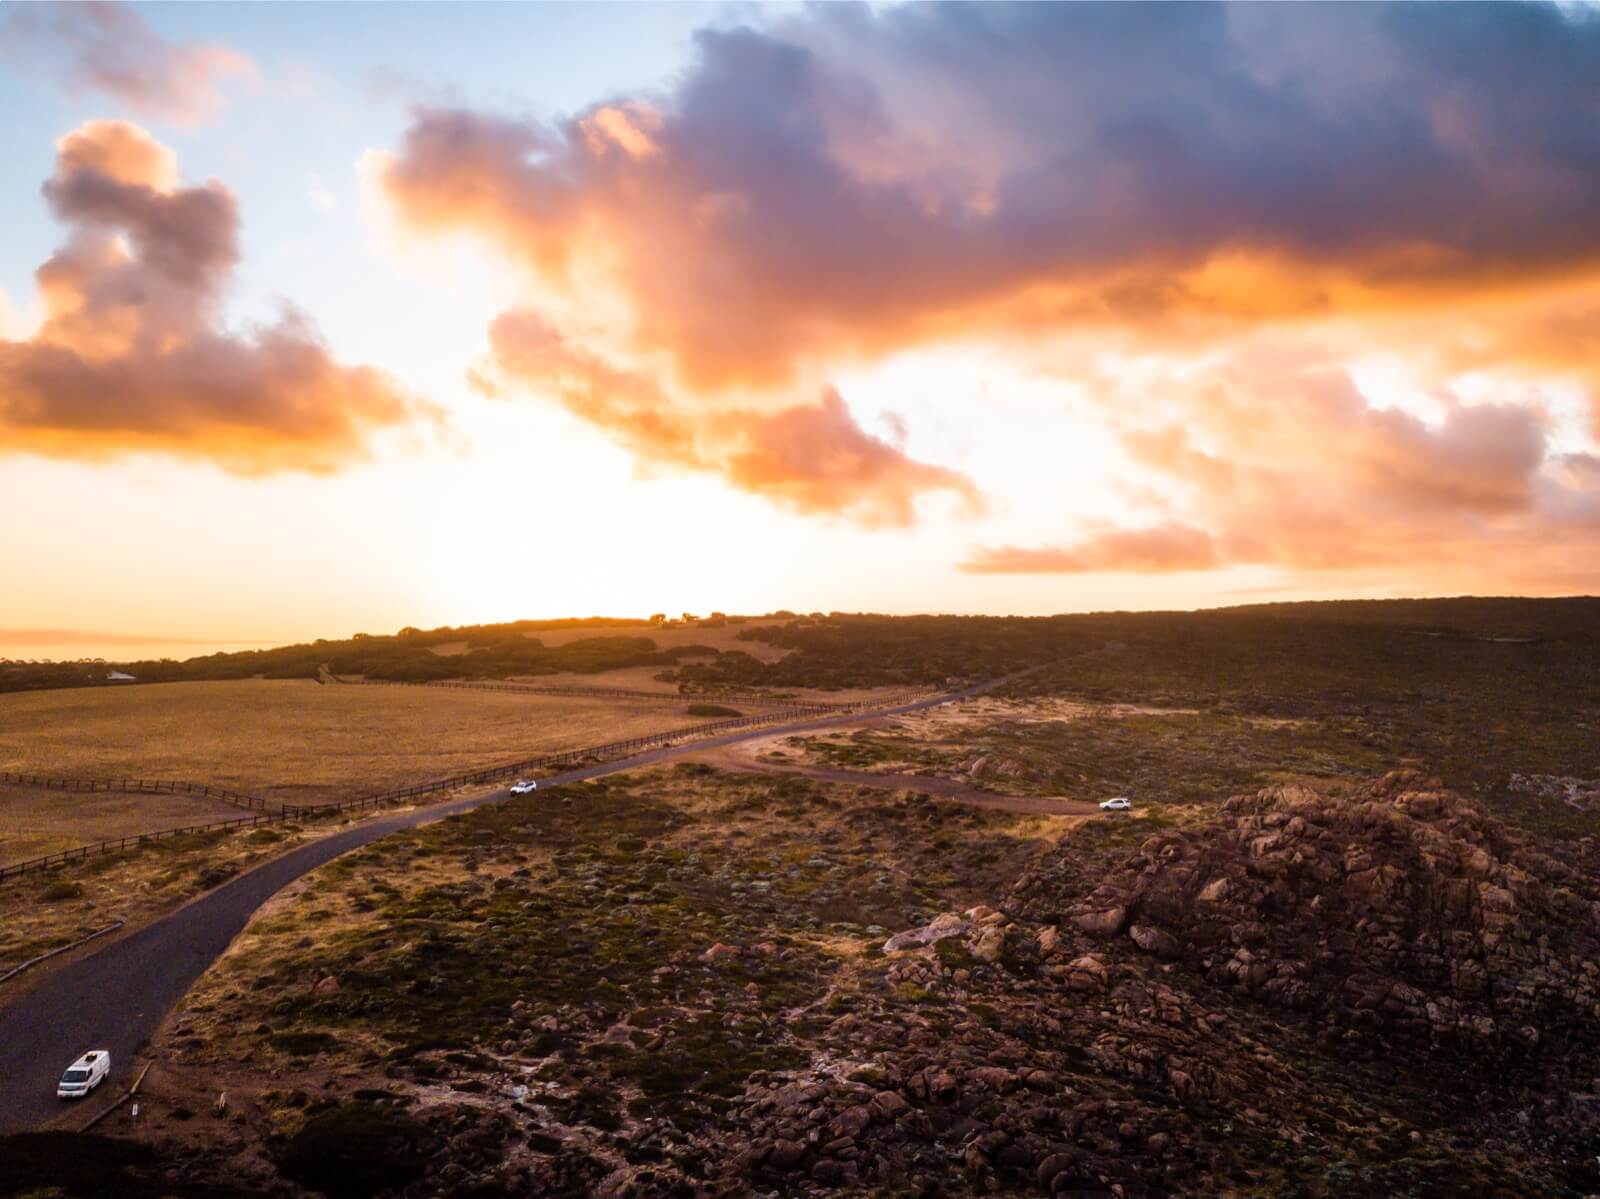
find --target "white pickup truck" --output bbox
[57,1049,111,1099]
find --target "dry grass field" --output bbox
[0,807,399,972]
[0,679,705,808]
[0,784,248,865]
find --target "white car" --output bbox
[509,780,538,795]
[58,1049,111,1099]
[1098,797,1133,811]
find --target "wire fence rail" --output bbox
[323,671,927,711]
[0,811,287,881]
[0,771,282,814]
[0,689,934,882]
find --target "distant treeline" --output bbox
[674,614,1095,690]
[666,597,1600,692]
[4,598,1596,699]
[0,617,711,694]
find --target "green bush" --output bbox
[39,880,83,902]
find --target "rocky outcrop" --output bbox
[1016,769,1600,1059]
[180,771,1600,1199]
[961,754,1041,782]
[883,911,970,953]
[1510,771,1600,812]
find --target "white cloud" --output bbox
[307,173,338,213]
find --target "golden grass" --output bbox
[0,784,247,864]
[0,679,703,806]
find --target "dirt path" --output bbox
[687,742,1100,817]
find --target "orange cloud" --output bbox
[2,2,253,124]
[487,311,978,526]
[0,122,430,473]
[372,5,1600,548]
[377,6,1600,389]
[965,524,1223,574]
[964,354,1600,583]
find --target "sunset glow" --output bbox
[2,2,1597,653]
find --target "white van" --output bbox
[57,1049,111,1099]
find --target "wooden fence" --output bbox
[0,771,282,814]
[328,673,928,711]
[0,811,288,880]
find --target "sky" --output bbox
[1,1,1597,655]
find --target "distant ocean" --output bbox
[0,639,275,664]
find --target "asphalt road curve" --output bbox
[0,671,1039,1131]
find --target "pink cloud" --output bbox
[965,524,1222,574]
[486,310,978,526]
[964,355,1600,583]
[0,122,431,473]
[3,2,253,124]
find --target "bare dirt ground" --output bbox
[739,698,1210,783]
[684,738,1099,818]
[0,680,703,806]
[504,668,929,709]
[0,784,247,864]
[886,694,1203,733]
[503,665,682,693]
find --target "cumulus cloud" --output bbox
[2,2,253,124]
[963,355,1600,581]
[965,524,1224,574]
[377,5,1600,384]
[369,2,1600,549]
[486,310,978,526]
[0,121,429,473]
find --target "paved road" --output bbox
[0,672,1036,1131]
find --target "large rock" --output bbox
[1063,955,1109,991]
[971,927,1007,963]
[1072,906,1128,937]
[1128,923,1181,958]
[884,912,970,953]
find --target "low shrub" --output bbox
[268,1029,339,1056]
[273,1102,435,1199]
